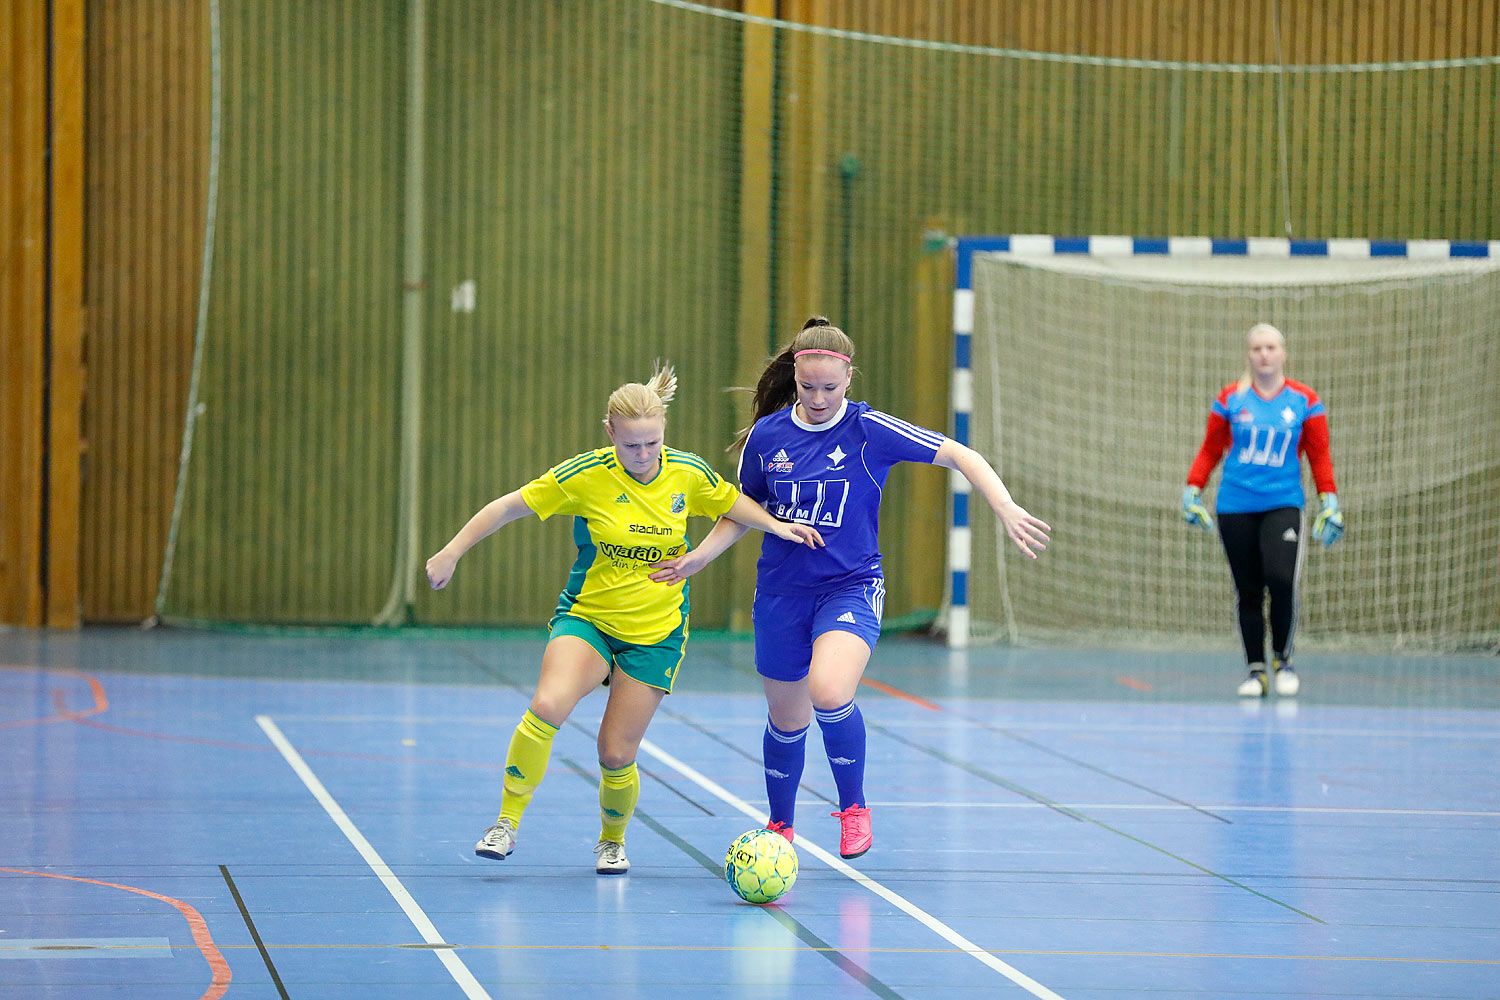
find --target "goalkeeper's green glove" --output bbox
[1182,485,1214,532]
[1312,492,1344,547]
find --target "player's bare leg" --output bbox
[592,670,666,874]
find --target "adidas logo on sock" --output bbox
[765,767,789,779]
[505,765,524,778]
[836,611,857,624]
[1283,527,1297,541]
[615,493,630,503]
[830,756,856,765]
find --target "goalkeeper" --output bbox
[1182,323,1343,698]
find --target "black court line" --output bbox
[561,755,905,1000]
[220,864,291,999]
[873,723,1087,821]
[969,718,1233,823]
[870,723,1326,924]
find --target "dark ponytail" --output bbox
[730,316,855,450]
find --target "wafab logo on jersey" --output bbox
[767,448,794,473]
[599,541,685,566]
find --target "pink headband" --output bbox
[794,349,851,363]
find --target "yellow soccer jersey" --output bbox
[520,446,740,645]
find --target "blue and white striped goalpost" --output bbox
[944,233,1500,649]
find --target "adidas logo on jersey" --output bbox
[837,611,857,624]
[615,493,630,503]
[773,449,790,463]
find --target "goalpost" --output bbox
[945,235,1500,653]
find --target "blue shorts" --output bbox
[753,578,885,682]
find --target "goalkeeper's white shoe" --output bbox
[1274,663,1300,696]
[1237,669,1269,698]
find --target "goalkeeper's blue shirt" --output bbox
[1188,378,1335,515]
[737,399,944,596]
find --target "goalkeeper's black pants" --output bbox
[1217,506,1303,667]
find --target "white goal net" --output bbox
[963,246,1500,652]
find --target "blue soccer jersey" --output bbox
[738,399,945,595]
[1209,379,1326,514]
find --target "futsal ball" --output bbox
[724,828,798,904]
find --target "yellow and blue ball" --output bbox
[725,828,798,904]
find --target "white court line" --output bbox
[261,713,1500,741]
[870,802,1500,817]
[256,715,492,1000]
[639,736,1066,1000]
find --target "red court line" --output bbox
[1116,675,1154,692]
[859,677,942,712]
[0,672,108,729]
[0,868,231,999]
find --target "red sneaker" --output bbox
[830,805,871,858]
[765,820,794,843]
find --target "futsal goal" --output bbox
[943,235,1500,653]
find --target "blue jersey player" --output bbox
[651,317,1050,858]
[1182,323,1343,699]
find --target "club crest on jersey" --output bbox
[1234,409,1254,423]
[767,448,794,473]
[670,492,686,514]
[1280,406,1296,424]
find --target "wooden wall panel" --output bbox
[0,1,48,627]
[81,0,207,621]
[68,0,1497,627]
[49,0,87,627]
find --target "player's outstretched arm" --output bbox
[649,496,821,586]
[426,489,536,589]
[648,515,748,585]
[723,494,823,548]
[933,439,1050,559]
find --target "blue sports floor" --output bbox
[2,627,1497,999]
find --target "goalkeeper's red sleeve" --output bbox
[1186,412,1230,489]
[1298,413,1337,494]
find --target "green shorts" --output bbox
[548,612,689,694]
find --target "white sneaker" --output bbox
[474,819,516,860]
[1237,669,1268,698]
[1274,665,1300,696]
[594,839,629,875]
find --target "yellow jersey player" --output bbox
[426,363,822,874]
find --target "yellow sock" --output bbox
[498,709,558,828]
[597,761,639,843]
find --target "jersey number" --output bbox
[1237,427,1293,468]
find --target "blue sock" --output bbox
[815,700,866,810]
[763,720,807,827]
